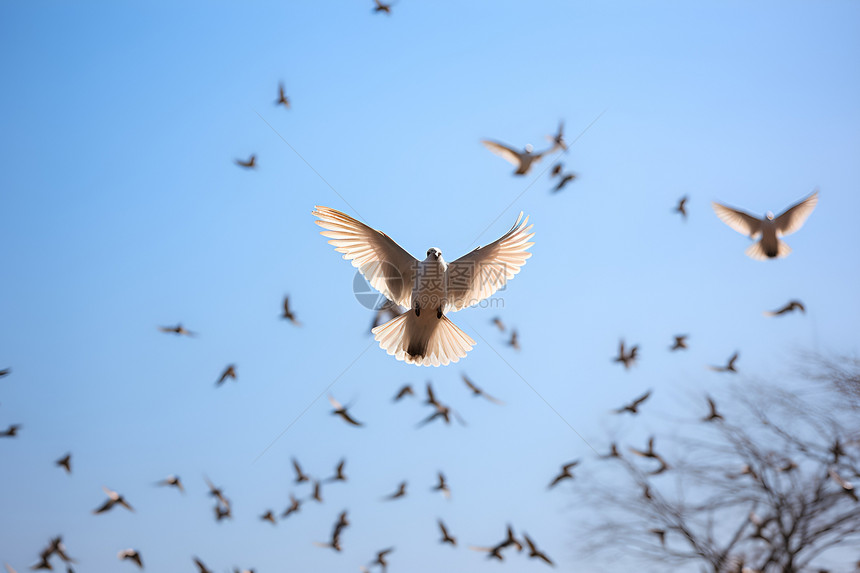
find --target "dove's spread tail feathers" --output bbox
[371,311,475,367]
[746,237,791,260]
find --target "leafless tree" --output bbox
[579,355,860,573]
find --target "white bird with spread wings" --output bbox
[313,206,535,366]
[711,190,819,260]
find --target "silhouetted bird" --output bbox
[216,364,237,386]
[712,190,819,259]
[156,475,184,493]
[432,472,451,499]
[327,459,347,482]
[547,121,568,151]
[523,533,554,566]
[204,477,229,507]
[462,374,504,404]
[709,352,739,373]
[552,172,576,193]
[550,163,563,177]
[93,486,134,514]
[0,424,20,437]
[281,296,301,325]
[292,458,310,483]
[0,368,9,378]
[384,481,407,500]
[548,460,580,488]
[314,511,349,551]
[492,316,506,331]
[117,549,142,569]
[508,329,520,350]
[281,494,301,518]
[600,442,621,459]
[613,340,639,369]
[764,300,805,317]
[702,396,724,422]
[481,140,550,175]
[235,155,257,169]
[613,391,651,415]
[193,557,213,573]
[158,324,195,336]
[670,335,688,351]
[260,510,276,525]
[368,548,393,573]
[373,0,392,14]
[829,468,858,501]
[311,480,323,503]
[438,519,457,545]
[275,83,290,108]
[55,454,71,474]
[393,384,414,401]
[328,394,364,426]
[675,196,688,219]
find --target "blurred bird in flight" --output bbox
[313,206,534,366]
[764,300,805,317]
[712,190,818,259]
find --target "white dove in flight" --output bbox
[313,206,535,366]
[711,190,818,260]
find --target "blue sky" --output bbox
[1,1,859,571]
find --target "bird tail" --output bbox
[371,311,475,367]
[746,239,791,260]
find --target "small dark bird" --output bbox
[260,510,277,525]
[709,352,739,373]
[0,368,9,378]
[438,519,457,545]
[650,528,666,546]
[117,549,142,569]
[281,494,302,518]
[492,316,506,331]
[675,196,688,219]
[2,424,23,437]
[328,394,364,426]
[193,557,213,573]
[462,374,504,404]
[214,503,232,521]
[235,155,257,169]
[613,390,651,415]
[548,460,580,488]
[702,396,724,422]
[630,436,660,460]
[613,340,639,369]
[157,324,195,336]
[829,468,858,501]
[468,544,506,561]
[670,335,688,351]
[500,525,523,552]
[281,296,301,325]
[600,442,621,459]
[764,300,805,317]
[311,480,323,503]
[216,364,237,387]
[55,454,72,474]
[314,511,349,552]
[552,172,577,193]
[418,382,466,427]
[93,486,134,514]
[204,477,229,506]
[550,163,563,177]
[156,475,184,493]
[779,459,798,473]
[275,83,290,108]
[31,537,75,570]
[327,459,347,482]
[432,472,451,499]
[372,0,392,14]
[384,481,407,500]
[393,384,414,401]
[523,533,554,566]
[508,329,520,350]
[292,458,310,483]
[547,121,568,151]
[368,548,393,573]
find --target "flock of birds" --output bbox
[0,1,836,570]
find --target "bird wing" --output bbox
[774,190,818,237]
[314,206,417,308]
[711,202,762,238]
[481,140,523,167]
[327,394,343,409]
[445,213,534,312]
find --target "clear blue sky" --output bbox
[1,1,858,571]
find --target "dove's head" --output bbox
[426,247,442,261]
[766,211,775,220]
[525,143,534,153]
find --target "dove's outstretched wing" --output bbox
[314,207,417,308]
[712,202,762,238]
[481,140,522,166]
[445,213,534,312]
[775,190,818,237]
